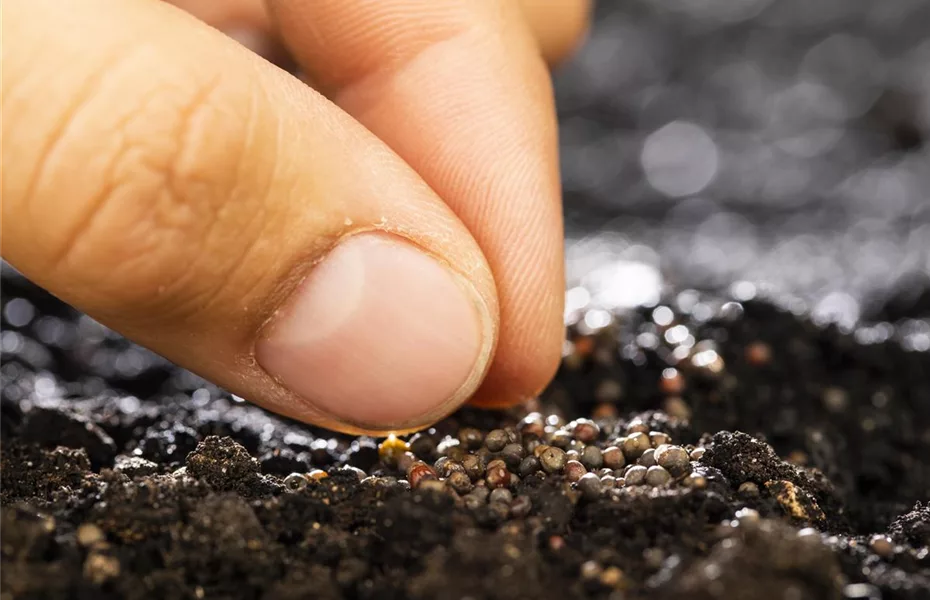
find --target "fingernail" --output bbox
[256,233,491,431]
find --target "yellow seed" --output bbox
[307,469,329,480]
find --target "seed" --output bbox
[378,434,410,466]
[510,495,532,518]
[519,413,545,439]
[307,469,329,480]
[487,458,507,471]
[624,465,647,486]
[486,463,512,489]
[470,485,490,503]
[549,430,572,449]
[622,432,651,460]
[616,477,626,487]
[564,460,587,483]
[519,456,541,477]
[434,457,465,478]
[639,449,657,467]
[407,462,437,489]
[689,447,706,461]
[685,474,707,488]
[655,445,690,477]
[458,427,484,450]
[581,446,603,470]
[566,450,581,462]
[645,465,671,486]
[738,482,759,496]
[464,493,485,510]
[485,429,509,452]
[500,443,525,469]
[577,472,602,499]
[533,444,552,459]
[600,475,617,488]
[602,446,626,470]
[489,488,513,504]
[396,451,417,474]
[626,420,650,434]
[488,501,510,520]
[597,468,614,477]
[284,472,308,492]
[573,419,600,443]
[461,454,484,481]
[869,535,895,558]
[540,446,568,474]
[649,431,671,447]
[408,432,436,458]
[447,471,473,495]
[523,436,542,455]
[340,466,366,481]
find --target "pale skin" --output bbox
[2,0,591,434]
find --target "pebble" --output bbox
[581,445,603,470]
[639,448,657,467]
[577,472,603,499]
[485,429,509,452]
[645,465,671,486]
[625,465,647,486]
[283,472,308,492]
[622,432,651,460]
[540,446,568,474]
[655,445,690,476]
[564,460,587,483]
[489,488,513,504]
[602,446,626,470]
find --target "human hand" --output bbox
[1,0,590,434]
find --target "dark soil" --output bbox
[2,266,929,600]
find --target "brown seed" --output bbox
[602,446,626,470]
[622,432,651,460]
[624,465,647,486]
[519,456,541,477]
[639,448,657,467]
[577,472,602,499]
[548,535,565,551]
[485,429,509,452]
[489,488,513,504]
[487,458,507,472]
[485,463,512,489]
[523,436,542,455]
[407,462,437,489]
[649,431,671,447]
[519,413,546,439]
[533,444,552,459]
[685,474,707,488]
[378,434,410,466]
[549,430,572,449]
[626,419,650,434]
[462,454,484,481]
[434,456,466,478]
[447,471,473,495]
[418,479,447,494]
[581,446,603,470]
[396,452,417,474]
[540,446,568,474]
[458,427,484,450]
[869,535,895,559]
[510,495,532,518]
[307,469,329,480]
[564,460,587,483]
[689,447,706,461]
[76,524,105,547]
[565,450,581,462]
[645,465,671,487]
[600,475,617,488]
[573,419,600,443]
[408,432,436,458]
[655,445,691,477]
[500,443,525,469]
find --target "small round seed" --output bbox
[600,475,616,488]
[655,445,691,477]
[685,474,707,488]
[519,456,541,477]
[639,448,657,467]
[462,454,484,481]
[458,427,484,450]
[602,446,626,470]
[500,443,525,469]
[649,431,671,447]
[577,472,602,499]
[565,450,581,462]
[645,465,671,487]
[581,446,603,470]
[689,447,706,461]
[622,432,651,460]
[626,420,649,434]
[573,419,600,443]
[533,444,552,459]
[418,479,447,494]
[510,495,532,518]
[540,446,568,474]
[485,429,509,452]
[448,471,473,494]
[625,465,647,486]
[407,462,438,489]
[564,460,587,483]
[549,430,572,449]
[489,488,513,504]
[519,413,545,439]
[408,432,436,458]
[486,463,512,489]
[434,457,466,478]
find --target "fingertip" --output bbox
[519,0,593,67]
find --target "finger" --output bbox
[267,0,567,409]
[170,0,591,66]
[2,0,499,434]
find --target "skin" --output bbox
[1,0,592,434]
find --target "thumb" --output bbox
[1,0,499,434]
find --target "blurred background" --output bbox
[557,0,929,328]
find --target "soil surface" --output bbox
[2,267,929,600]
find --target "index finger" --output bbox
[267,0,573,408]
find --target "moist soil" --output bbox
[1,269,929,600]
